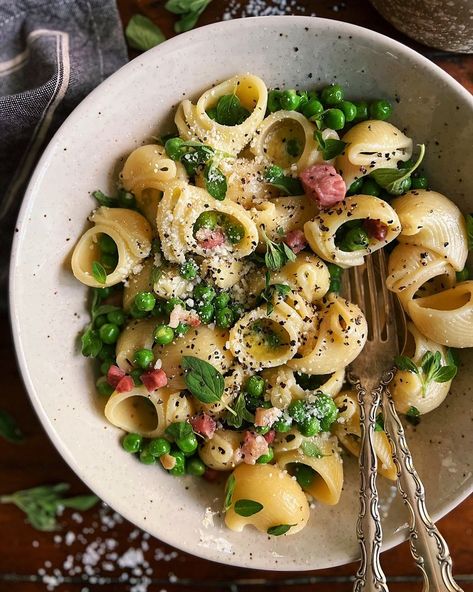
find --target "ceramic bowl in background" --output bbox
[9,16,473,570]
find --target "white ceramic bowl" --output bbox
[10,16,473,571]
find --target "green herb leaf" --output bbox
[226,393,254,428]
[0,410,24,443]
[370,144,425,195]
[165,421,193,441]
[406,406,421,426]
[224,474,235,511]
[374,415,385,432]
[92,261,107,285]
[93,304,120,319]
[181,145,214,176]
[215,94,250,126]
[259,272,291,315]
[445,348,460,368]
[465,214,473,251]
[165,0,212,33]
[282,242,297,263]
[182,356,225,404]
[267,524,295,536]
[0,484,99,532]
[301,441,323,458]
[80,328,102,358]
[394,355,419,374]
[92,190,116,207]
[314,130,347,160]
[430,365,457,383]
[125,15,166,52]
[261,228,296,272]
[204,162,227,200]
[264,165,303,196]
[234,499,263,517]
[151,265,162,286]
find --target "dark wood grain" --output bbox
[2,1,473,590]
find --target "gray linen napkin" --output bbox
[0,0,128,307]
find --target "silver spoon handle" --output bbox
[382,388,463,592]
[351,374,389,592]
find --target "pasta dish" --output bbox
[71,74,472,536]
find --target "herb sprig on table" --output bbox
[165,0,213,33]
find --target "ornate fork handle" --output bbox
[349,371,393,592]
[382,387,463,592]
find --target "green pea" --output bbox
[101,253,118,270]
[245,375,266,398]
[180,260,199,280]
[321,84,344,106]
[130,368,143,386]
[148,437,171,457]
[296,90,309,112]
[267,90,282,113]
[294,464,316,488]
[369,99,393,121]
[456,268,470,282]
[175,322,190,337]
[194,211,220,232]
[339,100,357,122]
[361,178,381,197]
[164,297,186,315]
[388,176,412,196]
[398,159,414,170]
[169,450,186,476]
[165,137,184,160]
[223,220,245,244]
[139,448,156,465]
[100,359,113,375]
[215,307,234,329]
[99,323,120,345]
[133,348,154,369]
[255,426,271,436]
[96,377,114,397]
[299,417,321,437]
[256,447,274,464]
[279,89,300,111]
[347,177,363,195]
[215,292,230,310]
[176,433,198,454]
[95,314,108,328]
[134,291,156,312]
[122,433,142,453]
[99,234,117,255]
[187,457,206,476]
[302,98,324,119]
[118,190,136,209]
[412,176,428,190]
[154,324,175,345]
[130,304,148,319]
[107,309,125,326]
[274,417,292,433]
[197,303,215,324]
[340,227,369,252]
[98,343,115,361]
[193,284,216,305]
[323,108,345,131]
[353,101,369,122]
[288,400,306,422]
[94,287,111,300]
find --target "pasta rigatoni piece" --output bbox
[122,257,155,312]
[392,189,468,272]
[153,264,194,300]
[386,243,456,312]
[199,429,243,471]
[288,294,367,375]
[115,318,157,373]
[225,463,310,535]
[274,431,344,505]
[391,323,453,415]
[104,386,193,438]
[335,120,413,187]
[229,301,304,370]
[304,195,401,268]
[175,74,267,156]
[200,256,247,291]
[154,325,233,389]
[250,196,317,243]
[407,281,473,348]
[250,111,338,173]
[333,391,396,480]
[71,207,152,287]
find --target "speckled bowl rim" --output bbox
[9,16,473,570]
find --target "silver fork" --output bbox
[345,250,463,592]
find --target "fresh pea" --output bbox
[175,322,190,337]
[99,323,120,345]
[193,211,220,233]
[134,291,156,312]
[95,314,107,328]
[299,417,321,437]
[369,99,393,121]
[148,437,171,457]
[214,292,230,310]
[353,101,369,122]
[176,432,198,454]
[107,309,125,326]
[361,178,381,197]
[321,84,344,106]
[122,433,142,453]
[96,377,114,397]
[133,348,154,370]
[339,100,357,122]
[274,417,292,433]
[139,448,156,465]
[280,89,300,111]
[197,303,215,324]
[388,176,412,196]
[187,457,206,476]
[215,307,234,329]
[100,359,113,375]
[180,260,199,280]
[411,176,428,190]
[323,108,345,131]
[267,90,282,113]
[255,425,271,436]
[193,284,216,305]
[165,137,184,161]
[245,375,265,398]
[256,447,274,464]
[164,297,186,315]
[288,400,306,422]
[130,368,143,386]
[153,324,175,345]
[302,98,324,119]
[340,227,369,252]
[223,220,245,244]
[130,304,148,319]
[169,450,186,476]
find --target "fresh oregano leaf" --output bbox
[91,261,107,285]
[215,94,250,126]
[224,474,236,511]
[0,410,24,443]
[182,356,224,404]
[92,190,116,207]
[165,0,212,33]
[234,499,263,517]
[165,421,193,441]
[81,328,102,358]
[314,130,347,160]
[406,406,421,426]
[394,355,419,375]
[226,393,254,429]
[204,162,227,200]
[430,365,457,383]
[370,144,425,195]
[267,524,295,536]
[125,14,166,52]
[58,495,100,511]
[264,165,303,196]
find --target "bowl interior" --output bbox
[10,16,473,570]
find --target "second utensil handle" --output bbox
[382,388,463,592]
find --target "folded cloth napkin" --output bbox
[0,0,128,308]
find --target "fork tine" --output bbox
[365,256,380,340]
[376,250,397,341]
[350,264,365,316]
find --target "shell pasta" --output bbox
[71,74,470,538]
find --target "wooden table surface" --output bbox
[1,1,472,591]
